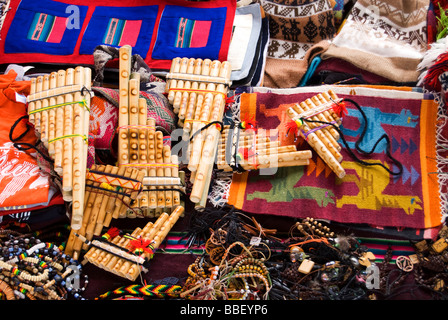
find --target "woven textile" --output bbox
[257,0,336,88]
[0,0,236,70]
[226,85,445,230]
[321,0,430,83]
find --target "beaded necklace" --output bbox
[0,230,88,300]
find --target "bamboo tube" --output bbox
[64,229,77,259]
[33,76,43,134]
[147,118,157,211]
[318,91,342,125]
[172,57,190,113]
[76,164,101,252]
[84,165,114,247]
[189,62,231,203]
[62,68,75,202]
[152,206,184,249]
[112,166,133,219]
[177,57,196,120]
[138,127,149,210]
[188,60,221,173]
[171,154,181,208]
[118,45,132,166]
[162,145,173,209]
[40,75,50,149]
[186,59,211,164]
[138,97,147,125]
[127,169,145,219]
[48,73,58,156]
[28,78,37,125]
[183,58,203,132]
[71,66,86,227]
[138,97,149,210]
[54,70,66,175]
[94,165,119,236]
[155,131,166,210]
[103,165,127,227]
[217,144,296,169]
[167,57,182,104]
[128,76,140,168]
[307,96,340,140]
[144,212,169,241]
[74,67,92,232]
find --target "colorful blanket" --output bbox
[0,0,236,70]
[226,85,445,230]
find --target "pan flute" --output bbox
[64,164,145,260]
[81,205,184,281]
[216,126,312,172]
[165,57,232,205]
[118,46,182,217]
[286,90,346,179]
[27,67,92,231]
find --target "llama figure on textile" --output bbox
[336,160,422,215]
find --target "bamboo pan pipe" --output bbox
[117,46,180,215]
[65,164,145,259]
[83,206,184,281]
[286,91,346,178]
[165,58,232,204]
[189,60,232,203]
[26,67,92,233]
[216,128,312,172]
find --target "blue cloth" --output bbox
[79,5,158,57]
[4,0,87,55]
[151,5,227,61]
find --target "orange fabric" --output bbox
[0,70,53,211]
[419,98,442,228]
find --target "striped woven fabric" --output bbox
[174,18,211,48]
[358,237,415,263]
[27,12,67,43]
[102,18,142,47]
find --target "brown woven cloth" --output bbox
[321,0,430,83]
[258,0,336,88]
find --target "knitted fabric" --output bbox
[258,0,336,88]
[321,0,430,83]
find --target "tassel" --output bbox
[102,227,121,241]
[129,237,155,256]
[285,120,299,137]
[239,115,257,132]
[331,101,348,118]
